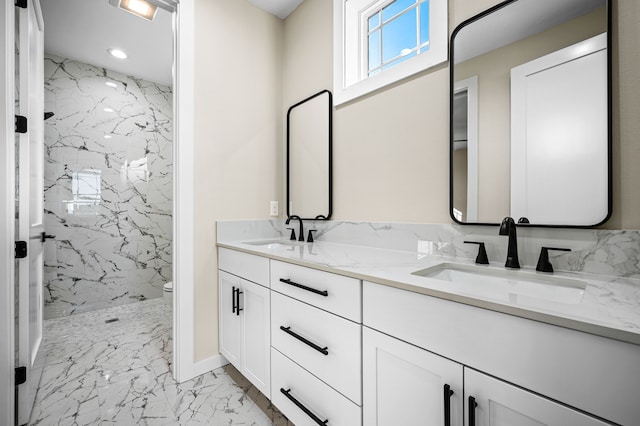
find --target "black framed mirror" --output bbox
[450,0,611,227]
[286,89,333,220]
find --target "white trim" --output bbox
[0,1,15,424]
[181,354,229,380]
[454,76,478,222]
[334,0,448,106]
[173,0,197,383]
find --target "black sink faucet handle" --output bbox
[536,247,571,273]
[287,228,296,241]
[464,241,489,264]
[307,229,317,243]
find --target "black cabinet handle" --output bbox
[232,286,237,314]
[280,326,328,355]
[279,278,328,297]
[444,384,454,426]
[235,288,243,316]
[469,396,478,426]
[280,388,328,425]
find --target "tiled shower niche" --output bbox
[43,54,173,319]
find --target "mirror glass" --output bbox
[450,0,610,227]
[287,90,332,220]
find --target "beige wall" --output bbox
[282,0,640,229]
[193,0,283,360]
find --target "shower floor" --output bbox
[29,298,291,425]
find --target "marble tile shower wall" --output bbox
[43,54,172,319]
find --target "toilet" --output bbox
[163,281,173,307]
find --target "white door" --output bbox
[510,33,608,225]
[464,368,612,426]
[363,327,464,426]
[218,271,242,367]
[15,1,45,423]
[241,279,270,398]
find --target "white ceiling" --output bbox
[40,0,303,88]
[41,0,174,86]
[247,0,303,19]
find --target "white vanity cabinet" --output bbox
[270,260,363,426]
[363,281,637,426]
[363,327,463,426]
[218,248,271,398]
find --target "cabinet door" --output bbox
[363,327,463,426]
[241,279,271,398]
[219,271,242,367]
[464,369,612,426]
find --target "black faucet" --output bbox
[285,215,305,242]
[499,217,520,269]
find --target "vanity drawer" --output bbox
[271,348,362,426]
[270,260,361,321]
[218,247,269,286]
[271,291,361,404]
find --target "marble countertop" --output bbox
[218,239,640,346]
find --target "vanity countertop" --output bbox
[217,239,640,346]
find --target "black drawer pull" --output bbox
[231,287,244,316]
[469,396,478,426]
[232,286,237,314]
[280,326,329,355]
[444,384,454,426]
[279,278,328,297]
[280,388,328,425]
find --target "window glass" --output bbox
[381,7,417,64]
[368,12,380,31]
[420,1,430,49]
[368,30,381,71]
[382,0,416,22]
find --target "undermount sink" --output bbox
[412,262,586,305]
[243,239,304,249]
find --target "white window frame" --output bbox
[334,0,448,106]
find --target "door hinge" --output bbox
[15,241,27,259]
[15,366,26,385]
[15,0,27,8]
[15,115,27,133]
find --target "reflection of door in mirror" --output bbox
[452,77,478,222]
[287,90,332,220]
[511,34,607,226]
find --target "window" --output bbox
[334,0,447,105]
[65,169,102,214]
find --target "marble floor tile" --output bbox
[30,298,293,425]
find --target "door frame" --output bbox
[453,76,479,222]
[0,0,17,424]
[1,0,201,422]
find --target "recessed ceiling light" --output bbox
[105,81,118,88]
[108,48,128,60]
[104,135,113,139]
[104,107,115,113]
[109,0,158,21]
